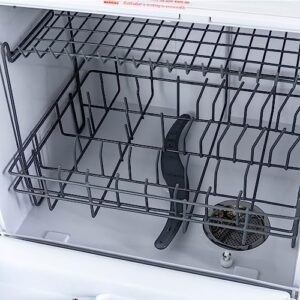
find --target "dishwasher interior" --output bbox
[1,6,300,291]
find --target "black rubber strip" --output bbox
[155,114,190,250]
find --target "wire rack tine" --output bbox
[43,177,53,211]
[233,125,248,162]
[182,198,188,233]
[204,186,212,222]
[243,83,260,126]
[212,79,226,121]
[220,64,225,79]
[115,173,121,207]
[256,69,260,84]
[135,77,143,115]
[99,73,108,110]
[242,208,250,246]
[127,145,133,180]
[196,78,208,119]
[238,67,243,81]
[99,141,105,176]
[73,136,79,171]
[87,117,93,137]
[173,183,179,216]
[216,123,230,158]
[155,150,161,184]
[268,128,286,167]
[184,61,190,75]
[285,135,300,170]
[183,117,194,155]
[184,154,191,190]
[57,165,64,198]
[214,159,221,194]
[228,81,245,123]
[69,93,82,133]
[259,84,278,128]
[243,163,251,199]
[259,88,276,129]
[85,168,96,217]
[124,124,131,143]
[251,128,267,164]
[291,186,300,247]
[123,97,133,138]
[32,149,49,209]
[144,178,149,212]
[275,85,296,130]
[294,74,299,89]
[87,91,96,133]
[199,120,212,157]
[160,113,166,152]
[201,63,207,77]
[292,106,300,133]
[118,142,123,161]
[236,190,243,226]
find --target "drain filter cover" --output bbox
[203,200,270,251]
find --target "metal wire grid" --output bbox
[6,10,300,85]
[7,64,300,247]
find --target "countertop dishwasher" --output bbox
[1,1,300,299]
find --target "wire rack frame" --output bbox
[7,63,300,248]
[5,10,300,86]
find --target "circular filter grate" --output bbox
[203,200,270,251]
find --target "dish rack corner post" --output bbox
[0,42,43,206]
[65,11,86,135]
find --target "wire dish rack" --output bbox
[4,10,300,84]
[2,10,300,251]
[6,61,300,249]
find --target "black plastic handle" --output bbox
[155,114,190,250]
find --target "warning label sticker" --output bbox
[103,0,191,10]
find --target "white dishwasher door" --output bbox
[0,236,291,300]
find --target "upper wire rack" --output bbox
[6,10,300,84]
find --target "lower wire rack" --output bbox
[8,63,300,249]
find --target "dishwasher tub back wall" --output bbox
[1,6,300,290]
